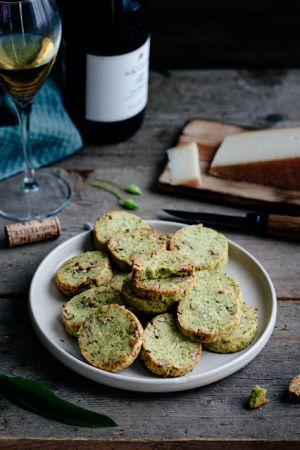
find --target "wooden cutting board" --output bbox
[158,119,300,212]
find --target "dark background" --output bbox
[149,0,300,69]
[56,0,300,69]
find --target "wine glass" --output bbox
[0,0,71,221]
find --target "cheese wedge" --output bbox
[209,127,300,191]
[167,142,201,188]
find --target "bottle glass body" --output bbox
[64,0,150,144]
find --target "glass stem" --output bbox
[16,103,39,192]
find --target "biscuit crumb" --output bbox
[248,385,268,409]
[288,375,300,402]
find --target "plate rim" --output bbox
[29,220,277,393]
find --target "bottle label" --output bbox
[85,38,150,122]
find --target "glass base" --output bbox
[0,169,72,221]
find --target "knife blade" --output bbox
[163,209,300,240]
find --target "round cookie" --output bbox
[108,272,128,293]
[61,286,124,337]
[140,313,202,377]
[195,269,211,280]
[177,271,241,343]
[204,302,257,353]
[169,224,228,271]
[132,272,195,303]
[78,304,143,373]
[132,250,195,281]
[93,210,149,251]
[107,228,167,271]
[122,278,175,314]
[55,251,113,297]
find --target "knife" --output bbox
[163,209,300,240]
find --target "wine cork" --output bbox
[4,216,61,247]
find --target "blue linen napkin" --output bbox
[0,78,83,180]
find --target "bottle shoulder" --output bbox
[87,35,150,57]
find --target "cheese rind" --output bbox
[167,142,201,188]
[209,128,300,190]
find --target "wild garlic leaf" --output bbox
[0,371,117,428]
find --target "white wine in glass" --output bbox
[0,0,71,220]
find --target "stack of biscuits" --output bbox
[55,210,258,377]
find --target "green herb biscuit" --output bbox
[122,278,175,314]
[93,210,149,251]
[55,251,113,297]
[177,272,241,343]
[132,250,195,281]
[132,272,196,302]
[169,224,228,271]
[204,302,257,353]
[107,228,167,271]
[78,304,143,373]
[140,313,202,377]
[61,286,124,337]
[195,269,212,280]
[108,272,128,293]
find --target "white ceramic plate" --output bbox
[29,220,277,393]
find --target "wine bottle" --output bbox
[63,0,150,144]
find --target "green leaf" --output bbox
[0,371,117,428]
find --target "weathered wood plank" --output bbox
[0,438,300,450]
[0,298,299,440]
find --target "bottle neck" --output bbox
[63,0,149,56]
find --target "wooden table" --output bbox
[0,70,299,450]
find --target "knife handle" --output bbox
[267,214,300,240]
